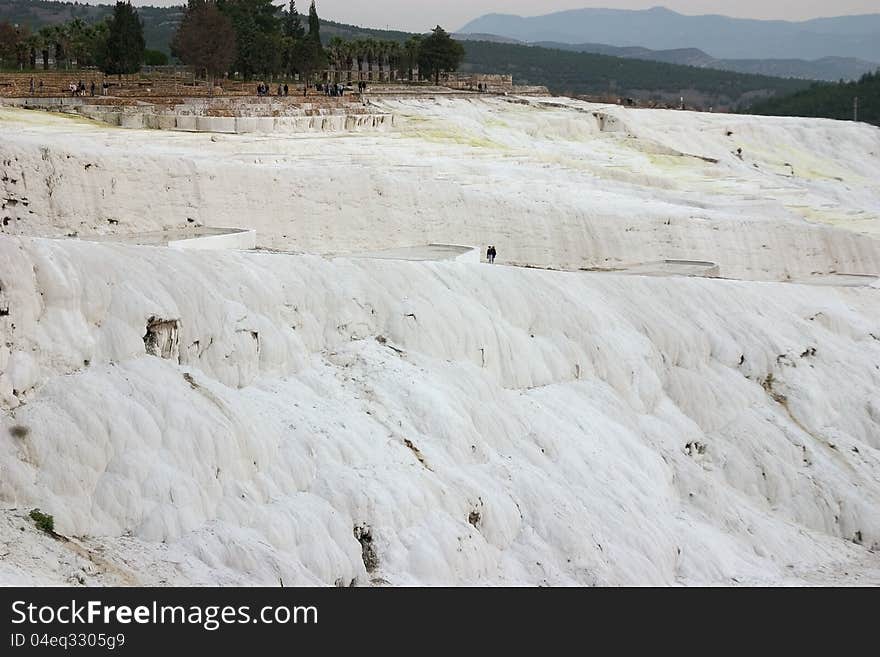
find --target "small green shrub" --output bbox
[29,509,54,535]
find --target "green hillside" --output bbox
[0,0,183,53]
[460,40,811,109]
[749,71,880,126]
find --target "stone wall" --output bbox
[440,73,514,92]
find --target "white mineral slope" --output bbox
[2,235,879,585]
[2,99,879,281]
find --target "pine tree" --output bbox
[172,0,236,91]
[0,22,22,68]
[217,0,281,79]
[98,1,145,75]
[417,26,465,85]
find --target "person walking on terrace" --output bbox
[487,245,496,264]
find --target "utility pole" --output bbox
[854,96,859,122]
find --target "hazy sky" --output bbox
[120,2,880,32]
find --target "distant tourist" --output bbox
[487,245,496,264]
[277,84,282,96]
[283,83,289,96]
[90,81,95,97]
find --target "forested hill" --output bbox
[0,0,404,50]
[749,72,880,126]
[0,0,183,53]
[460,40,811,109]
[1,0,812,108]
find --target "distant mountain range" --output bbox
[459,6,880,65]
[455,34,878,82]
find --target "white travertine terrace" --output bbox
[1,98,879,585]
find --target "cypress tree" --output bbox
[284,1,306,40]
[298,0,325,82]
[308,1,321,44]
[98,1,145,75]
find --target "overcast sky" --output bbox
[120,2,880,33]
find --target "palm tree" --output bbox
[23,33,39,69]
[404,36,422,82]
[66,18,90,67]
[39,25,67,69]
[385,41,401,81]
[327,36,345,82]
[341,40,355,82]
[30,31,49,70]
[56,24,71,68]
[365,39,379,81]
[376,40,389,81]
[354,39,368,81]
[373,41,383,81]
